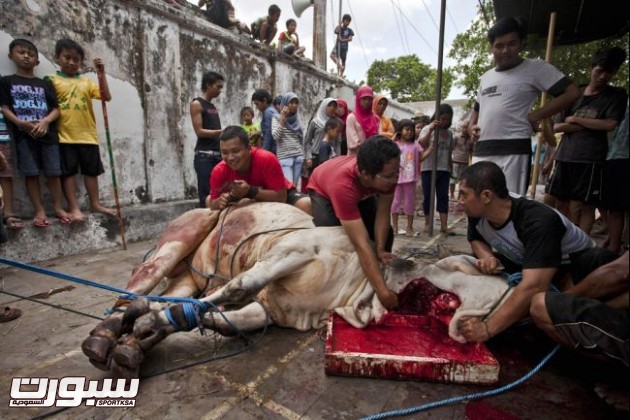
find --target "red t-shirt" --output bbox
[307,155,395,221]
[209,148,293,199]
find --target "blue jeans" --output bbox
[280,155,304,186]
[194,152,222,208]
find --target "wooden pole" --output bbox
[530,11,557,199]
[96,66,128,250]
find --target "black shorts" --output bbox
[286,188,306,206]
[600,158,629,211]
[60,144,105,177]
[547,161,602,204]
[331,45,348,64]
[308,190,393,252]
[545,292,629,366]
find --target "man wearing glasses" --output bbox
[307,136,401,310]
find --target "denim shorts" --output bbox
[15,137,62,177]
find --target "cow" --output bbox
[82,201,512,378]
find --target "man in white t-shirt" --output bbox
[468,17,580,195]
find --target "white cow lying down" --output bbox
[82,202,512,378]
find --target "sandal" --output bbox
[0,306,22,323]
[33,217,50,228]
[3,215,24,230]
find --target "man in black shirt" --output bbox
[456,161,616,342]
[190,71,224,207]
[548,48,627,234]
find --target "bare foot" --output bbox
[91,204,117,218]
[69,210,86,223]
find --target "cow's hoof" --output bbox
[88,354,112,371]
[112,335,144,370]
[88,315,123,341]
[121,298,152,334]
[82,335,115,363]
[110,359,139,380]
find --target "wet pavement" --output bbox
[1,202,627,419]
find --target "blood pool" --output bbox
[325,278,500,384]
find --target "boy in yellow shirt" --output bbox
[46,39,114,221]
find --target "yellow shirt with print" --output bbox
[47,72,101,145]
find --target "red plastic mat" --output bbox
[325,312,499,385]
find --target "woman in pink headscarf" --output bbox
[345,86,380,155]
[336,98,349,155]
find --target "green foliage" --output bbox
[367,54,454,102]
[447,0,629,104]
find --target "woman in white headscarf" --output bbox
[303,98,338,169]
[272,92,305,186]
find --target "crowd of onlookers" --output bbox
[2,7,628,380]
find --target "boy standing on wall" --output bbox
[329,14,354,77]
[46,38,115,222]
[0,39,70,227]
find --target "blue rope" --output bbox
[360,345,561,420]
[504,271,560,292]
[0,256,210,327]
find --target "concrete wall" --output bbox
[0,0,347,262]
[0,0,418,263]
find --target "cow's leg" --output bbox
[202,248,313,306]
[126,248,312,350]
[108,268,203,373]
[125,208,219,295]
[81,298,154,370]
[202,301,271,336]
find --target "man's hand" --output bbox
[376,288,399,310]
[475,256,501,274]
[31,119,50,138]
[18,120,36,136]
[93,58,105,74]
[376,249,396,267]
[469,124,480,142]
[229,180,250,200]
[527,113,541,133]
[459,316,490,342]
[208,192,232,210]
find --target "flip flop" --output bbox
[0,307,22,323]
[33,218,50,228]
[56,215,73,225]
[2,215,24,230]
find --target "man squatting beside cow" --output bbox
[457,161,627,367]
[206,127,627,364]
[209,133,400,310]
[206,125,311,214]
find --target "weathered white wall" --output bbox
[0,0,344,214]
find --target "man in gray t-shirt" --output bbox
[468,17,579,196]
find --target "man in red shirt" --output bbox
[207,126,311,214]
[307,136,401,310]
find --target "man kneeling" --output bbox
[207,126,311,213]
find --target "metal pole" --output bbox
[337,0,342,75]
[530,11,557,199]
[427,0,446,238]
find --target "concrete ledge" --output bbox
[0,200,197,263]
